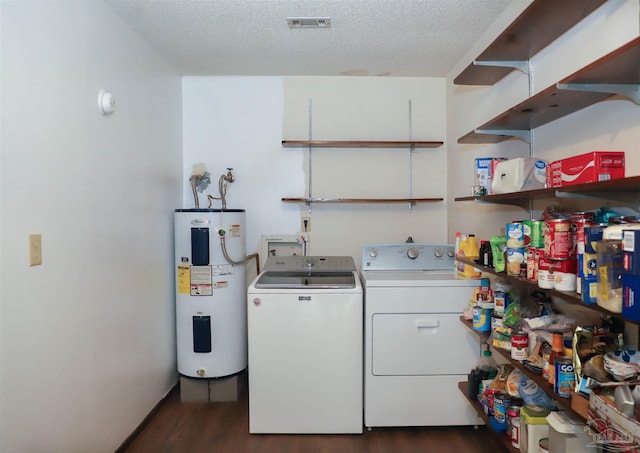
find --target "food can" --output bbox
[531,219,545,249]
[537,256,554,289]
[511,416,521,449]
[553,258,578,292]
[506,222,525,248]
[526,247,543,281]
[493,392,511,424]
[506,405,521,438]
[472,307,491,332]
[554,356,575,398]
[506,247,526,277]
[511,331,529,361]
[544,218,573,259]
[572,217,593,255]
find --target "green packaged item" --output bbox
[490,236,507,273]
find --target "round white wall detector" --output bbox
[97,90,116,115]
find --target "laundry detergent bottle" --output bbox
[456,233,481,278]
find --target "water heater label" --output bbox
[177,264,190,294]
[229,224,241,238]
[212,264,234,275]
[190,265,213,296]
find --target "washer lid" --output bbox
[255,271,356,289]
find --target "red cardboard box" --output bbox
[546,151,625,188]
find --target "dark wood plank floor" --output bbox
[123,371,501,453]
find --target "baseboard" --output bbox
[115,382,179,452]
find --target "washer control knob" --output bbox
[369,249,378,258]
[407,248,419,259]
[305,258,315,267]
[434,248,443,258]
[447,248,455,258]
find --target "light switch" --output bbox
[29,234,42,266]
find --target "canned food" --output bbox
[554,356,575,398]
[526,247,543,282]
[544,218,573,259]
[511,417,521,449]
[553,258,578,292]
[539,438,549,453]
[493,392,511,424]
[506,247,525,277]
[472,307,491,332]
[572,217,593,255]
[506,221,525,248]
[538,256,554,289]
[524,219,544,249]
[506,405,521,438]
[541,343,552,381]
[511,331,529,361]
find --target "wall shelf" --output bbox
[281,140,443,149]
[454,175,640,211]
[458,37,640,144]
[454,0,607,86]
[281,197,443,205]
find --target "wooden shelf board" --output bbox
[454,0,608,85]
[454,175,640,207]
[282,197,443,204]
[458,36,640,143]
[281,140,443,149]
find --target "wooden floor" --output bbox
[122,371,501,453]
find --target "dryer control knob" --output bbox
[369,249,378,258]
[434,248,443,258]
[407,248,419,259]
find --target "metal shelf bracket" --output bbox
[555,190,640,211]
[473,60,530,74]
[474,128,531,143]
[556,82,640,105]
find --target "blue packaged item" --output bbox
[582,277,598,305]
[518,374,553,407]
[623,274,640,321]
[623,229,640,276]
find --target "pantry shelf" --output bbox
[454,175,640,211]
[456,256,640,325]
[281,140,443,148]
[454,0,607,86]
[460,317,576,416]
[457,381,518,453]
[458,36,640,143]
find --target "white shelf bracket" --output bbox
[556,83,640,105]
[474,128,531,143]
[473,60,530,74]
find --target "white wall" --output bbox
[446,0,640,240]
[183,76,448,268]
[1,1,182,452]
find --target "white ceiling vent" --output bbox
[287,17,331,29]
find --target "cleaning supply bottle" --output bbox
[456,233,481,278]
[476,347,498,379]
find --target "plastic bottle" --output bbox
[476,348,498,378]
[457,233,481,278]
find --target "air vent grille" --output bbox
[287,17,331,29]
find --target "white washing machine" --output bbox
[360,243,482,429]
[247,256,363,434]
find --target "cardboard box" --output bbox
[588,390,640,453]
[623,274,640,322]
[623,229,640,276]
[546,151,625,188]
[474,157,506,195]
[581,277,598,305]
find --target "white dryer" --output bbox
[360,243,482,429]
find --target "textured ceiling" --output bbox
[105,0,512,77]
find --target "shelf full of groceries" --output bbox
[454,213,640,451]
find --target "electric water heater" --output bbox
[174,209,247,378]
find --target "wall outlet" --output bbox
[301,216,311,232]
[29,234,42,266]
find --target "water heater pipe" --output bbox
[218,229,260,274]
